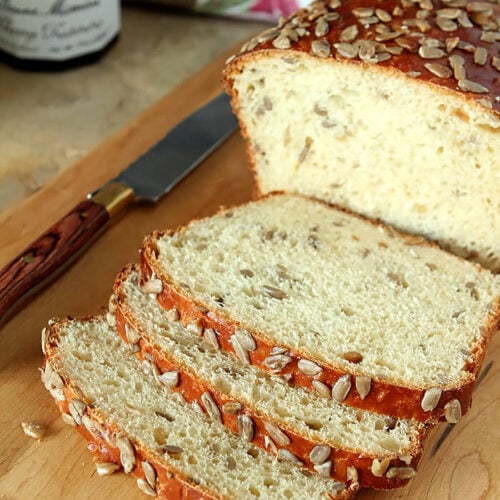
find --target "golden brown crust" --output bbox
[112,267,426,489]
[140,193,499,422]
[223,0,500,113]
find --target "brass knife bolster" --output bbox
[89,181,135,218]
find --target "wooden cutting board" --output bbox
[0,47,498,500]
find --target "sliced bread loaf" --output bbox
[223,0,500,272]
[111,264,429,489]
[41,316,354,499]
[141,193,500,422]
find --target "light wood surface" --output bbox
[0,48,498,500]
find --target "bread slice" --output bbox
[141,193,500,422]
[111,264,428,489]
[42,316,354,499]
[223,0,500,272]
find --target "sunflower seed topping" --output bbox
[264,354,293,371]
[61,413,77,426]
[237,414,255,442]
[315,18,330,37]
[96,462,121,476]
[116,436,136,474]
[278,449,304,466]
[421,387,442,411]
[444,399,462,423]
[298,359,323,376]
[142,461,157,489]
[186,321,203,336]
[222,401,242,415]
[473,47,488,66]
[424,62,452,78]
[201,392,222,422]
[164,444,184,454]
[165,308,179,322]
[230,334,250,364]
[340,25,359,42]
[376,8,392,22]
[263,421,291,446]
[458,79,489,93]
[492,56,500,71]
[332,374,352,402]
[273,34,291,49]
[449,54,466,79]
[125,324,141,345]
[309,444,331,465]
[270,346,289,355]
[261,284,287,300]
[371,457,391,477]
[386,466,417,480]
[445,36,459,52]
[21,421,46,439]
[418,45,446,59]
[234,329,257,351]
[158,370,179,388]
[436,8,461,18]
[312,379,331,398]
[137,478,156,497]
[313,460,332,478]
[141,278,163,294]
[311,39,331,58]
[347,466,359,487]
[69,398,87,426]
[436,17,458,31]
[334,42,359,59]
[106,311,116,327]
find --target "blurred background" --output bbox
[0,1,281,213]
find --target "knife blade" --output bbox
[0,92,238,327]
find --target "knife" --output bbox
[0,92,238,327]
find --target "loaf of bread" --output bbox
[141,193,500,422]
[42,316,354,499]
[111,264,428,489]
[223,0,500,272]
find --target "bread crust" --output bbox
[140,193,500,423]
[112,264,428,489]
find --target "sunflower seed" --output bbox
[458,79,489,93]
[332,375,352,402]
[116,436,136,473]
[69,398,87,426]
[82,414,100,436]
[309,444,331,465]
[41,327,48,354]
[386,46,403,55]
[358,41,376,61]
[315,18,330,37]
[270,346,288,355]
[230,334,250,364]
[340,25,359,42]
[371,457,391,477]
[399,455,412,465]
[237,415,255,442]
[165,308,179,322]
[445,36,459,52]
[49,388,66,402]
[424,62,452,78]
[273,34,291,49]
[386,466,417,479]
[164,444,184,454]
[125,324,141,344]
[234,329,257,351]
[354,376,371,401]
[473,47,488,65]
[334,43,359,59]
[311,39,331,58]
[421,387,442,411]
[278,449,304,465]
[419,46,446,59]
[222,401,242,414]
[96,462,121,476]
[444,399,462,423]
[264,354,292,371]
[436,17,458,31]
[61,413,77,426]
[263,421,291,446]
[142,461,157,489]
[353,7,374,17]
[347,466,359,485]
[492,56,500,71]
[157,370,179,388]
[264,435,278,454]
[312,379,331,398]
[436,8,461,18]
[449,54,466,79]
[261,284,287,300]
[257,28,281,43]
[21,421,46,439]
[106,311,116,327]
[137,478,156,497]
[376,8,392,22]
[201,392,222,422]
[314,460,332,477]
[457,40,475,52]
[141,278,163,294]
[298,359,323,376]
[41,363,63,390]
[203,328,219,349]
[329,0,340,8]
[396,37,419,51]
[186,321,203,336]
[480,31,500,43]
[457,10,473,27]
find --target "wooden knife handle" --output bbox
[0,200,110,325]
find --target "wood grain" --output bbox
[0,46,498,500]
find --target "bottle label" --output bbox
[0,0,120,61]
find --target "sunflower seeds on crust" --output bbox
[61,413,77,426]
[386,466,417,480]
[116,436,136,474]
[237,414,255,442]
[421,387,442,411]
[418,46,446,59]
[312,379,331,398]
[201,392,222,422]
[125,323,141,344]
[261,284,287,300]
[142,461,157,489]
[458,79,489,94]
[186,321,203,336]
[273,34,291,49]
[137,478,156,497]
[164,444,184,454]
[96,462,121,476]
[234,329,257,351]
[340,25,359,43]
[314,460,332,478]
[264,354,292,371]
[444,399,462,423]
[309,444,331,465]
[157,370,179,388]
[371,457,391,477]
[332,374,352,402]
[278,449,304,466]
[354,375,371,400]
[222,401,242,414]
[263,421,291,446]
[166,308,179,322]
[315,18,330,37]
[141,278,163,294]
[334,43,359,59]
[69,398,87,426]
[424,62,452,78]
[298,359,323,376]
[347,466,359,486]
[230,334,250,364]
[203,328,219,349]
[21,421,46,439]
[311,39,331,58]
